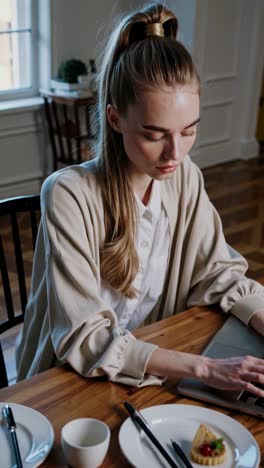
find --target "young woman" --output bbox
[16,3,264,396]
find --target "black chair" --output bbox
[41,90,97,171]
[0,195,41,388]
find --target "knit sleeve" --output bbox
[185,163,264,325]
[41,170,163,386]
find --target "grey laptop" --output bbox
[177,316,264,418]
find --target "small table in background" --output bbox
[40,89,97,171]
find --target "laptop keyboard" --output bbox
[255,397,264,407]
[255,382,264,407]
[238,381,264,407]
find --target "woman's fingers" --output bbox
[204,355,264,394]
[233,355,264,369]
[235,361,264,393]
[246,363,264,373]
[239,379,264,397]
[240,371,264,382]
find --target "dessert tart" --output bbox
[190,423,226,465]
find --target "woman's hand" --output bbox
[146,348,264,397]
[200,354,264,396]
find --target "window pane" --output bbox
[0,31,32,91]
[0,0,31,31]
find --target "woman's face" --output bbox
[107,83,200,196]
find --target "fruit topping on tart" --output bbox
[190,423,226,465]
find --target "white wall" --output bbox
[192,0,264,167]
[0,0,123,198]
[50,0,122,77]
[0,0,263,198]
[166,0,196,52]
[0,104,45,198]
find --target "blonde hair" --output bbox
[95,2,200,297]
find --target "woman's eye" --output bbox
[144,135,163,142]
[182,130,196,137]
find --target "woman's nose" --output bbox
[163,137,180,161]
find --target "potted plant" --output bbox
[51,59,88,91]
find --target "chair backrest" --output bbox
[41,91,96,171]
[0,194,41,387]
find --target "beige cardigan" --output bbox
[16,156,264,385]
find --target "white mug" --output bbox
[61,418,111,468]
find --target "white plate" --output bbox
[0,402,54,468]
[119,404,260,468]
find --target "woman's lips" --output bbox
[156,165,178,174]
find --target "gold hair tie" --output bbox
[144,23,165,38]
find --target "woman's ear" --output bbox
[107,104,122,133]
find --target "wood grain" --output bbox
[0,306,263,467]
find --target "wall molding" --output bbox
[0,126,40,139]
[203,0,242,79]
[0,171,43,199]
[0,170,43,187]
[199,136,230,148]
[193,138,258,169]
[239,138,259,160]
[200,100,233,148]
[237,0,264,138]
[202,99,233,109]
[193,141,239,168]
[0,97,43,115]
[205,73,237,83]
[192,0,208,74]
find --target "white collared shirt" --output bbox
[100,180,170,331]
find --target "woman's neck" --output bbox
[129,173,153,206]
[141,180,153,206]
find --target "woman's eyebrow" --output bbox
[142,124,169,132]
[184,117,200,129]
[142,117,200,132]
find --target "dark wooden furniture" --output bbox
[41,90,97,171]
[1,306,263,467]
[0,195,40,388]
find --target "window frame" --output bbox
[0,0,39,101]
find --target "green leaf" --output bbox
[210,438,224,451]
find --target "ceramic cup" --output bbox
[61,418,110,468]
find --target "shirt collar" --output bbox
[135,180,161,221]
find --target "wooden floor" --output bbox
[1,154,264,385]
[203,156,264,279]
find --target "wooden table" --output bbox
[1,306,263,467]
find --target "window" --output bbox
[0,0,38,100]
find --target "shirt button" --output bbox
[140,240,148,248]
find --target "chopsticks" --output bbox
[171,439,194,468]
[123,401,193,468]
[2,404,23,468]
[124,401,179,468]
